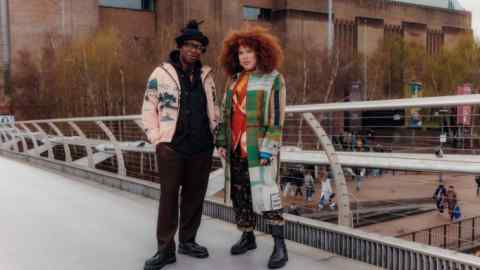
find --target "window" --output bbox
[99,0,155,11]
[141,0,154,11]
[243,6,272,21]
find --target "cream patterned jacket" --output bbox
[141,63,219,145]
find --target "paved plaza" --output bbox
[282,170,480,236]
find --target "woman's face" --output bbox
[238,45,257,71]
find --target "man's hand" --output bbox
[217,147,226,159]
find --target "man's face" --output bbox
[179,40,204,65]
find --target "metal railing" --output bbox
[204,198,480,270]
[0,95,480,269]
[398,216,480,251]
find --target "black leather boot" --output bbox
[268,225,288,269]
[144,246,176,270]
[230,231,257,255]
[178,241,209,258]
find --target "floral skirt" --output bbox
[230,149,284,232]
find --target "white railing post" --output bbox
[19,123,39,154]
[68,121,94,169]
[1,124,18,152]
[9,123,28,153]
[134,119,152,174]
[303,112,353,227]
[0,125,8,143]
[31,123,54,160]
[133,119,143,131]
[47,122,72,162]
[96,120,126,176]
[0,127,7,143]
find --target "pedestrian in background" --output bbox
[318,172,333,210]
[353,138,366,191]
[293,167,305,197]
[475,176,480,196]
[445,185,458,221]
[304,169,315,202]
[432,183,446,213]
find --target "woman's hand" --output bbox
[217,147,226,159]
[260,158,271,166]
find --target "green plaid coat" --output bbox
[216,70,286,213]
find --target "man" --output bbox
[141,20,219,270]
[432,183,446,213]
[304,169,315,202]
[293,168,305,197]
[353,138,366,191]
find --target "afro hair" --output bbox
[220,25,284,76]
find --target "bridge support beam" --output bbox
[303,113,353,227]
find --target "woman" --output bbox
[216,26,287,269]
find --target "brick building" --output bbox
[0,0,472,114]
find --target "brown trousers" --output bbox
[155,143,213,250]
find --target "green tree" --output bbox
[423,35,480,97]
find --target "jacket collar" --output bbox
[168,50,202,73]
[160,50,212,90]
[159,63,181,90]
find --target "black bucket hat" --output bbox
[175,20,209,48]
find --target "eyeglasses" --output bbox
[183,41,206,52]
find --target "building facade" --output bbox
[0,0,472,114]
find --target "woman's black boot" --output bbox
[268,225,288,269]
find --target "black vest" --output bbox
[169,51,213,156]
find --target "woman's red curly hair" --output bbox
[220,25,284,77]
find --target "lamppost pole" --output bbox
[327,0,333,54]
[363,18,368,101]
[0,0,11,95]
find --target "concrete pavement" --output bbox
[0,156,380,270]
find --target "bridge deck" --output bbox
[0,156,379,270]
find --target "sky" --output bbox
[458,0,480,38]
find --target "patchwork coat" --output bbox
[216,70,287,213]
[141,63,219,145]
